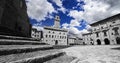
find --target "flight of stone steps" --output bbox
[0,35,67,63]
[0,35,46,45]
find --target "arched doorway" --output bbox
[116,37,120,44]
[104,38,110,45]
[97,39,101,45]
[55,40,58,45]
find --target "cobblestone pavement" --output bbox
[62,45,120,63]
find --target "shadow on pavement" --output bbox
[111,46,120,50]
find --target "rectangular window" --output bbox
[114,29,119,35]
[113,21,115,23]
[96,33,99,37]
[111,33,113,35]
[52,35,54,38]
[101,27,103,29]
[104,32,107,36]
[94,28,96,31]
[46,35,48,38]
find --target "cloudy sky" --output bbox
[26,0,120,37]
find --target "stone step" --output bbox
[0,49,65,63]
[45,55,75,63]
[0,45,53,56]
[53,45,72,49]
[0,39,46,45]
[0,35,46,45]
[0,35,39,41]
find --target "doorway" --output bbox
[55,40,58,45]
[97,39,101,45]
[116,37,120,44]
[104,38,110,45]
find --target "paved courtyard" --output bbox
[62,45,120,63]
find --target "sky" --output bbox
[26,0,120,38]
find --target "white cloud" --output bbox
[70,20,81,27]
[27,0,120,37]
[32,23,44,31]
[69,27,81,34]
[67,0,120,37]
[27,0,56,21]
[69,10,84,21]
[85,25,91,30]
[62,22,89,38]
[68,27,89,38]
[70,0,120,24]
[32,26,44,31]
[52,0,62,7]
[52,0,67,13]
[80,29,89,34]
[62,23,69,29]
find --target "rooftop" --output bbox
[90,13,120,26]
[44,26,68,32]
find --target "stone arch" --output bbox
[116,37,120,44]
[97,39,101,45]
[104,38,110,45]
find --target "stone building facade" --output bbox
[0,0,31,37]
[83,33,94,45]
[83,14,120,45]
[68,37,84,45]
[31,28,42,40]
[43,16,68,45]
[68,38,76,45]
[75,38,84,45]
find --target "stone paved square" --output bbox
[62,45,120,63]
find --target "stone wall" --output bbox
[0,0,31,37]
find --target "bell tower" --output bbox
[54,15,60,28]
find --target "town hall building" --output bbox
[43,16,68,45]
